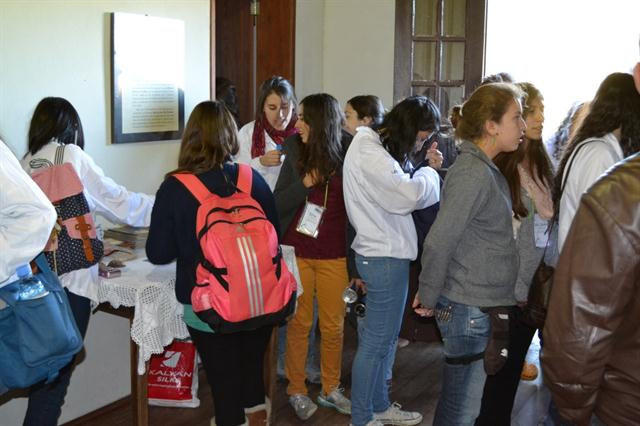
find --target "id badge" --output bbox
[296,201,325,238]
[533,214,549,248]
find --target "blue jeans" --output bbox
[357,315,397,385]
[433,296,490,426]
[24,290,91,426]
[351,256,410,426]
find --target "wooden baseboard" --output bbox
[61,396,131,426]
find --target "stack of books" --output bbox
[104,225,149,249]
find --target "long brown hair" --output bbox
[494,83,554,219]
[552,72,640,219]
[168,101,239,176]
[297,93,344,185]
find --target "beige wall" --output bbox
[296,0,395,109]
[0,1,209,423]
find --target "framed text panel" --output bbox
[111,12,185,144]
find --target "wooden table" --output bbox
[95,246,300,426]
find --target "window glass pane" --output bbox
[440,86,465,118]
[413,42,436,81]
[443,0,466,36]
[441,42,465,80]
[414,0,438,36]
[412,85,436,100]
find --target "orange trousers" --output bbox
[285,257,348,396]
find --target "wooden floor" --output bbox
[64,323,444,426]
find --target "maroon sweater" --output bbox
[282,174,346,259]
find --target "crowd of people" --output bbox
[1,61,639,426]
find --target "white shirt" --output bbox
[21,140,155,302]
[558,133,624,250]
[343,127,440,260]
[235,121,283,190]
[0,142,56,286]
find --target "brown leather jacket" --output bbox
[542,153,640,426]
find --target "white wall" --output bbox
[0,0,209,423]
[295,0,395,109]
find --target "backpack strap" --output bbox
[236,163,253,194]
[54,145,65,165]
[173,174,213,205]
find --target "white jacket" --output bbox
[235,121,283,190]
[558,133,623,250]
[22,140,155,302]
[343,127,440,260]
[0,141,56,286]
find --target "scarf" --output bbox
[250,112,298,158]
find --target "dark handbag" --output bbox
[522,259,555,328]
[0,254,83,393]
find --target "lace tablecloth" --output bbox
[97,245,301,375]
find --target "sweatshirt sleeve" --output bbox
[273,142,312,232]
[357,140,440,215]
[0,143,56,284]
[74,146,155,227]
[513,209,545,302]
[418,165,489,308]
[145,177,179,265]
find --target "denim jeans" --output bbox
[24,290,91,426]
[433,296,490,426]
[351,255,410,426]
[357,315,397,385]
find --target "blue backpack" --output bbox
[0,254,83,393]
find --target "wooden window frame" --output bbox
[393,0,487,120]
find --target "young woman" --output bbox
[146,101,277,426]
[274,93,352,421]
[414,83,526,426]
[21,97,154,426]
[554,72,640,251]
[344,95,385,136]
[475,82,555,426]
[235,76,297,190]
[344,96,441,426]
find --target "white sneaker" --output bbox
[289,394,318,420]
[373,402,422,425]
[317,386,351,414]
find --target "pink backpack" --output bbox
[28,145,103,275]
[173,164,297,333]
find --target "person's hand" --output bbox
[350,278,367,294]
[412,293,434,317]
[302,169,319,188]
[259,149,283,167]
[426,142,444,170]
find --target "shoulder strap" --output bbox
[560,140,598,196]
[173,173,213,205]
[55,145,65,165]
[236,163,253,194]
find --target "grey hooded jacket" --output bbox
[418,141,518,308]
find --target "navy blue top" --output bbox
[146,163,280,304]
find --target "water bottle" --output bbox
[342,286,358,304]
[15,264,49,300]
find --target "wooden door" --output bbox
[214,0,296,126]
